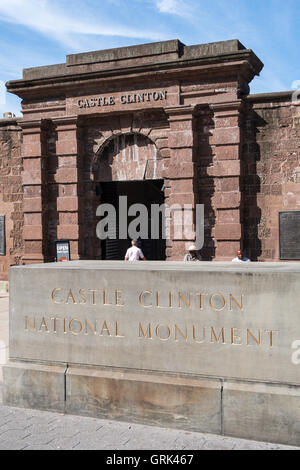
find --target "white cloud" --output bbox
[156,0,181,14]
[155,0,192,18]
[0,0,167,51]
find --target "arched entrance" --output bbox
[93,132,166,260]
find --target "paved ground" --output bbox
[0,295,8,383]
[0,295,298,451]
[0,403,298,450]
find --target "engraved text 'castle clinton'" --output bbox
[78,90,168,108]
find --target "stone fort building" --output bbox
[0,39,299,283]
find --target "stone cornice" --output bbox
[6,50,263,100]
[210,100,244,114]
[164,104,197,117]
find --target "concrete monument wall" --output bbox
[4,261,300,445]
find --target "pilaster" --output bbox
[165,105,197,260]
[210,101,244,260]
[52,117,81,260]
[21,119,46,264]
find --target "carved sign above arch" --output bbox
[93,132,164,182]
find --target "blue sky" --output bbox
[0,0,299,116]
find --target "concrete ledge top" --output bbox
[65,39,246,67]
[10,260,300,273]
[66,39,183,67]
[247,91,293,103]
[0,118,19,127]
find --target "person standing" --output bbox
[232,249,250,263]
[125,240,146,262]
[184,244,202,262]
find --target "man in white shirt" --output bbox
[125,240,146,262]
[232,249,251,263]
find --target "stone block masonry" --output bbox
[0,39,299,276]
[3,39,263,266]
[243,93,300,261]
[0,118,23,283]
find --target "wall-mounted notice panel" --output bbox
[279,211,300,260]
[0,216,5,256]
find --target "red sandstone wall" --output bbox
[1,94,299,272]
[0,119,23,281]
[194,103,243,261]
[243,95,300,261]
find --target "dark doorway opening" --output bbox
[99,180,166,260]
